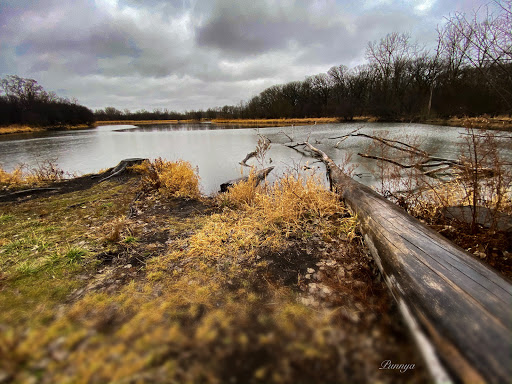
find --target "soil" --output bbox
[0,168,431,383]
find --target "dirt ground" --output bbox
[0,170,431,383]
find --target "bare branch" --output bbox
[239,151,257,168]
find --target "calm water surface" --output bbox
[0,122,504,195]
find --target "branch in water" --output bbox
[239,151,257,167]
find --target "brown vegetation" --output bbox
[0,159,428,383]
[353,128,512,278]
[427,115,512,131]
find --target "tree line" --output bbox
[215,3,511,121]
[0,75,94,127]
[97,3,510,122]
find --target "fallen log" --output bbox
[296,142,512,384]
[220,166,274,193]
[98,158,147,182]
[0,187,60,202]
[0,159,148,203]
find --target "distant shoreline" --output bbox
[1,115,510,135]
[0,124,94,135]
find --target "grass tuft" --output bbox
[65,247,87,264]
[132,158,201,199]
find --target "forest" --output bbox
[0,75,94,127]
[94,4,511,122]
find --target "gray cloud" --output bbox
[0,0,491,111]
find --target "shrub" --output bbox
[133,158,201,199]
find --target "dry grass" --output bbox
[427,115,512,131]
[131,158,201,199]
[0,171,369,384]
[0,160,426,383]
[0,124,93,135]
[0,125,43,135]
[0,161,68,189]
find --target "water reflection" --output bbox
[115,123,227,132]
[0,122,507,195]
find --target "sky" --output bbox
[0,0,488,112]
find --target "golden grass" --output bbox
[0,161,66,189]
[0,124,93,135]
[131,158,201,199]
[0,125,43,135]
[426,115,512,131]
[147,172,355,280]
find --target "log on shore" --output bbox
[0,159,148,203]
[301,142,512,384]
[98,158,147,182]
[220,166,274,192]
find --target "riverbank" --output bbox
[0,124,94,135]
[2,115,510,136]
[0,160,428,384]
[425,115,512,131]
[210,117,344,126]
[211,115,512,130]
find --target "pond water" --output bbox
[0,122,506,195]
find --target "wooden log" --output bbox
[220,166,274,192]
[0,187,60,202]
[300,142,512,384]
[98,158,147,182]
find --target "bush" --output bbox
[132,158,201,199]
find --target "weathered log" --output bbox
[239,151,257,167]
[98,158,147,182]
[220,166,274,193]
[297,142,512,384]
[0,187,60,202]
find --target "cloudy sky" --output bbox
[0,0,487,112]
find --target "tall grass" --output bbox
[0,160,67,188]
[131,158,201,199]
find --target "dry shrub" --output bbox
[101,217,132,243]
[217,172,355,240]
[0,160,67,189]
[132,158,200,199]
[0,166,24,186]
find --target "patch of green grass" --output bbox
[0,213,14,223]
[65,247,87,264]
[0,179,139,328]
[123,236,138,244]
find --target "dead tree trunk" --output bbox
[98,158,147,182]
[293,142,512,384]
[220,166,274,192]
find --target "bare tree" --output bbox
[441,1,512,108]
[0,75,46,106]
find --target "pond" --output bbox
[0,122,506,195]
